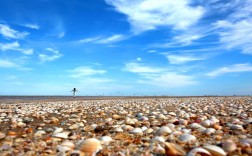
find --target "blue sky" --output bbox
[0,0,252,96]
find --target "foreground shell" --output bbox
[203,145,227,156]
[164,142,186,156]
[77,138,102,154]
[187,147,211,156]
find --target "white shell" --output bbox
[151,136,165,143]
[203,145,227,156]
[203,128,216,135]
[52,132,69,139]
[99,136,112,145]
[178,134,196,143]
[156,126,172,136]
[129,128,143,135]
[187,147,211,156]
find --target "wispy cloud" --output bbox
[58,31,65,38]
[69,66,106,78]
[105,0,205,33]
[68,66,113,84]
[125,62,164,73]
[79,34,125,44]
[124,62,197,87]
[39,48,62,62]
[207,63,252,77]
[0,59,18,68]
[0,24,29,39]
[79,36,102,43]
[165,54,206,64]
[213,0,252,54]
[23,23,40,29]
[0,42,33,55]
[0,59,32,70]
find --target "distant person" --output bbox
[71,88,78,98]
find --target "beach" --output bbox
[0,96,251,155]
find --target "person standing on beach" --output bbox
[71,88,78,98]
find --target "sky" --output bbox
[0,0,252,96]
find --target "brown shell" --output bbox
[78,138,102,154]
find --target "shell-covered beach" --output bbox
[0,97,251,156]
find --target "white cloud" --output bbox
[79,36,102,43]
[96,34,125,44]
[0,59,32,70]
[0,42,33,55]
[79,34,125,44]
[165,54,206,64]
[213,0,252,54]
[58,31,65,38]
[136,57,142,61]
[105,0,205,33]
[147,50,157,53]
[125,62,164,73]
[214,19,252,54]
[173,33,204,45]
[69,66,106,78]
[124,62,196,87]
[0,24,29,39]
[39,48,62,62]
[0,59,18,68]
[23,23,40,29]
[139,72,197,87]
[207,63,252,77]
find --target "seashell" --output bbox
[52,132,69,139]
[181,128,191,134]
[99,136,112,145]
[153,144,165,154]
[26,127,33,133]
[105,118,112,123]
[157,114,166,119]
[83,125,94,132]
[145,128,154,134]
[187,147,211,156]
[77,138,102,155]
[190,123,202,129]
[122,125,134,131]
[53,127,63,134]
[222,139,237,153]
[229,124,243,130]
[179,119,188,125]
[69,124,79,130]
[0,132,6,139]
[156,126,172,136]
[140,116,148,121]
[112,114,121,120]
[213,124,222,130]
[114,127,124,133]
[201,120,212,127]
[203,128,216,135]
[178,134,196,143]
[7,131,17,137]
[34,130,46,137]
[129,128,143,135]
[17,121,26,127]
[168,112,176,116]
[141,126,148,132]
[151,136,166,143]
[164,142,186,156]
[70,150,82,156]
[61,141,75,150]
[203,145,227,156]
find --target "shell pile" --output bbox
[0,96,252,155]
